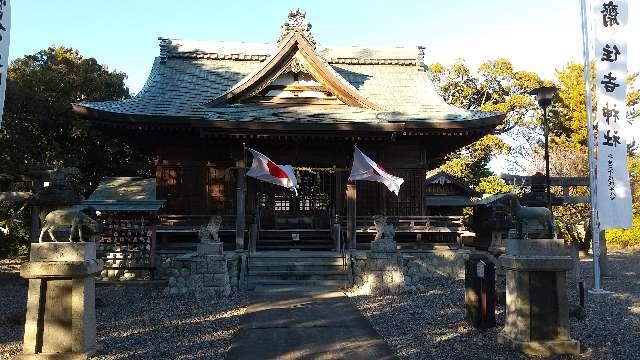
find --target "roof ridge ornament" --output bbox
[417,45,426,71]
[277,9,316,50]
[158,37,173,63]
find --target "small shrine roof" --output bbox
[81,177,164,212]
[425,170,482,198]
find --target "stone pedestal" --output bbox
[498,238,579,356]
[17,242,103,360]
[165,242,231,298]
[353,239,404,295]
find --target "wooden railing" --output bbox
[157,214,465,234]
[157,214,240,233]
[347,215,466,234]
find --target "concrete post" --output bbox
[17,242,103,359]
[498,238,579,356]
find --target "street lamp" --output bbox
[529,86,558,210]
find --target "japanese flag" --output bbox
[246,148,298,195]
[348,147,404,195]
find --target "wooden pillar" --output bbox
[334,169,343,252]
[235,161,246,251]
[150,222,157,279]
[381,184,387,215]
[334,168,343,214]
[346,183,356,249]
[247,178,258,254]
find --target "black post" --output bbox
[543,106,552,211]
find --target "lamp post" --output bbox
[529,86,558,210]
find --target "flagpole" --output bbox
[242,142,247,170]
[581,0,607,294]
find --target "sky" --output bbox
[11,0,638,94]
[7,0,640,173]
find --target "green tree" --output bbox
[476,175,517,195]
[430,59,543,187]
[546,62,640,251]
[0,46,153,256]
[606,152,640,247]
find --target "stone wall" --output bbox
[402,249,468,284]
[96,244,152,281]
[351,248,468,294]
[163,248,245,298]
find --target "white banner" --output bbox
[594,0,632,228]
[0,0,9,128]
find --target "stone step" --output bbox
[248,275,348,282]
[249,251,344,258]
[249,269,347,277]
[249,257,345,264]
[256,245,335,252]
[247,251,350,286]
[258,239,332,244]
[246,279,348,287]
[249,263,346,271]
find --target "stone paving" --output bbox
[226,285,396,360]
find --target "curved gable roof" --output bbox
[206,32,383,110]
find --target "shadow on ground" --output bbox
[349,249,640,360]
[227,286,395,360]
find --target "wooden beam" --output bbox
[0,192,32,202]
[559,196,590,204]
[501,174,589,187]
[250,97,343,105]
[263,85,329,92]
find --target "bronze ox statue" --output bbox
[38,207,101,243]
[503,194,555,239]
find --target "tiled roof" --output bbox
[160,39,421,65]
[79,39,501,127]
[80,177,165,212]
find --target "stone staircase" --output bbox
[247,251,350,288]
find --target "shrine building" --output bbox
[73,10,503,253]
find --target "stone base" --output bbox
[353,248,404,295]
[19,243,101,359]
[197,242,223,256]
[506,238,568,257]
[498,333,580,357]
[165,245,232,298]
[370,239,396,253]
[14,352,90,360]
[30,242,96,262]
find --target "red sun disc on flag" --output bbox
[267,160,288,179]
[371,163,388,177]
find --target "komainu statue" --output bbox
[39,207,101,243]
[373,215,396,241]
[504,194,555,239]
[198,215,222,243]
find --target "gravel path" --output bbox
[0,259,246,360]
[349,248,640,360]
[0,259,27,360]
